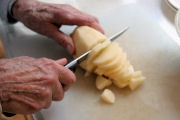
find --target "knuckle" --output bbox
[45,75,57,83]
[41,88,52,98]
[40,87,52,99]
[68,72,76,84]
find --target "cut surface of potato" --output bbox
[101,89,115,104]
[112,79,129,88]
[96,76,112,90]
[72,26,107,58]
[98,48,123,70]
[131,71,142,79]
[94,68,105,76]
[129,76,145,90]
[104,53,127,75]
[93,42,119,65]
[82,41,110,72]
[108,60,131,80]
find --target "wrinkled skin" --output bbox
[1,0,104,114]
[13,0,104,54]
[0,56,76,114]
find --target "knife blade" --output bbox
[65,26,129,69]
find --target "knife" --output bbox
[65,26,129,69]
[1,27,129,118]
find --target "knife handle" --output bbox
[3,112,16,117]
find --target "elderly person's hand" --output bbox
[0,56,76,114]
[12,0,104,54]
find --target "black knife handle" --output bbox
[3,112,16,117]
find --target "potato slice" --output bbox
[96,76,112,90]
[128,71,145,90]
[101,89,115,104]
[110,65,134,88]
[98,47,123,70]
[94,58,130,78]
[94,68,105,76]
[112,79,129,88]
[108,60,131,80]
[104,53,127,75]
[131,71,142,78]
[129,76,145,90]
[93,42,119,65]
[85,41,110,72]
[72,26,107,58]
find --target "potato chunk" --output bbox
[101,89,115,104]
[129,78,145,90]
[96,76,112,90]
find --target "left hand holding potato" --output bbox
[12,0,104,54]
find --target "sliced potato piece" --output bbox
[85,41,110,72]
[94,50,127,76]
[111,65,133,88]
[101,89,115,104]
[96,76,112,90]
[94,68,105,76]
[104,53,127,75]
[129,76,145,90]
[93,42,119,65]
[72,26,107,58]
[112,79,129,88]
[108,60,131,80]
[98,48,123,70]
[79,59,87,70]
[131,71,142,79]
[80,41,110,72]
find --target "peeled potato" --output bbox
[73,26,145,93]
[101,89,115,104]
[72,26,107,58]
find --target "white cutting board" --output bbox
[40,4,180,120]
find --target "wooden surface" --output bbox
[0,38,33,120]
[0,114,32,120]
[0,39,6,58]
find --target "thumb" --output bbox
[56,58,67,66]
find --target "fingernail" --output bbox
[66,45,74,54]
